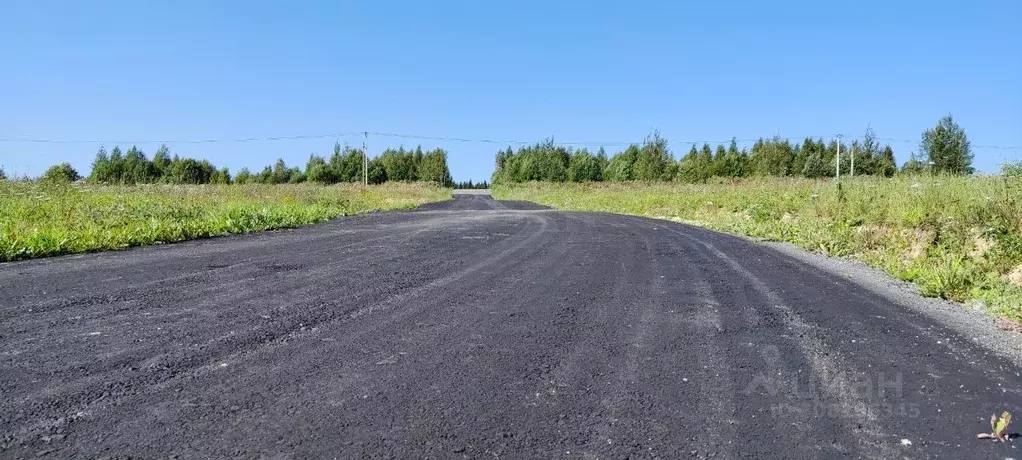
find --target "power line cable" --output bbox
[0,132,365,145]
[368,132,640,147]
[872,136,1020,150]
[0,131,1018,151]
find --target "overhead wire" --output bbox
[0,131,1018,151]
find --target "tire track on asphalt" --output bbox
[679,222,1022,455]
[330,215,576,458]
[567,216,705,458]
[651,222,853,457]
[47,211,563,458]
[555,212,739,458]
[2,214,455,316]
[2,214,484,408]
[648,228,741,459]
[554,213,659,457]
[1,211,550,449]
[0,212,430,286]
[652,220,898,459]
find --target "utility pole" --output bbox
[362,131,368,186]
[850,144,855,177]
[836,134,842,180]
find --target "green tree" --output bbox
[42,162,81,183]
[632,132,671,181]
[877,145,897,177]
[498,139,569,182]
[826,140,847,177]
[272,159,290,184]
[567,149,603,182]
[169,158,217,184]
[901,152,928,174]
[418,148,453,185]
[856,127,882,176]
[715,138,747,178]
[413,145,424,175]
[0,167,5,180]
[234,168,252,184]
[749,137,793,176]
[153,144,173,180]
[493,146,515,183]
[596,147,609,174]
[518,149,544,181]
[700,144,715,174]
[108,146,125,183]
[215,167,232,184]
[1001,161,1022,177]
[367,157,388,184]
[88,147,111,183]
[123,146,158,184]
[543,144,569,182]
[920,114,973,175]
[327,143,365,182]
[814,139,832,176]
[677,144,714,183]
[799,138,822,178]
[663,159,679,181]
[711,144,727,176]
[791,142,809,176]
[256,165,273,184]
[286,167,305,184]
[306,154,335,184]
[604,145,639,181]
[802,150,827,178]
[381,147,418,181]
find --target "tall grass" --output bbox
[494,176,1022,320]
[0,182,450,261]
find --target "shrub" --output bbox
[42,162,81,183]
[1002,161,1022,177]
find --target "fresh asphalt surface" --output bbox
[2,193,1021,459]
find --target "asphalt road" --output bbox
[2,193,1021,459]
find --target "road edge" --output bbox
[759,239,1022,368]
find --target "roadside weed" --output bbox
[0,182,450,261]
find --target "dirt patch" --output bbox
[968,228,996,261]
[1006,265,1022,287]
[901,228,934,261]
[996,316,1022,334]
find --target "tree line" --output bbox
[233,144,452,186]
[492,132,897,183]
[89,145,232,184]
[492,115,977,183]
[0,114,988,184]
[452,179,490,189]
[29,143,453,185]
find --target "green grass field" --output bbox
[0,182,450,262]
[494,176,1022,321]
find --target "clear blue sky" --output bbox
[2,1,1020,181]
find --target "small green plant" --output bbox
[919,252,972,300]
[977,411,1012,441]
